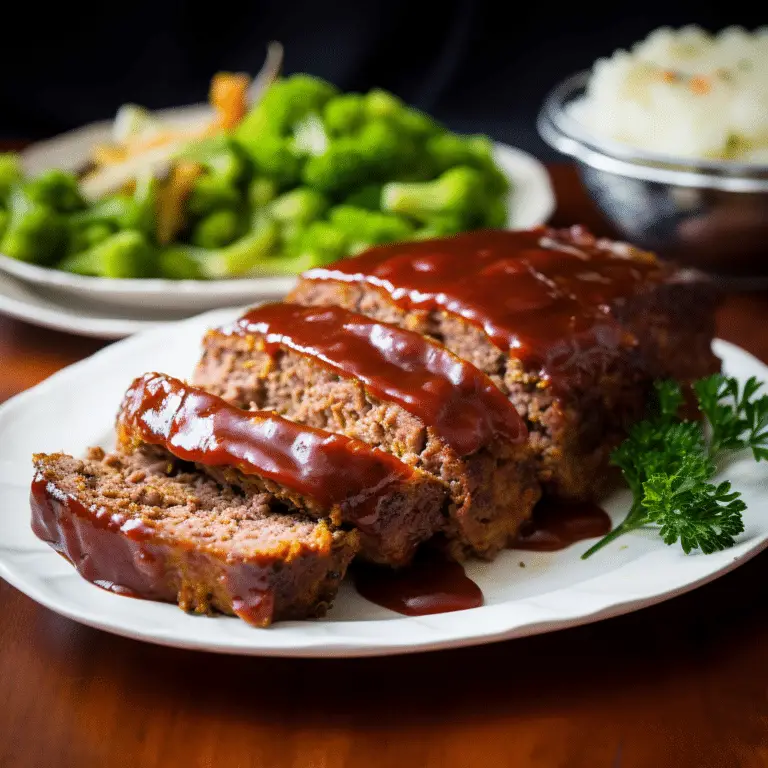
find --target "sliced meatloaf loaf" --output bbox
[289,226,720,500]
[116,373,446,566]
[32,450,358,626]
[193,303,541,560]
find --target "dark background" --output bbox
[0,2,761,159]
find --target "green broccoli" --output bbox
[248,177,279,209]
[23,169,85,213]
[292,113,329,156]
[364,89,441,140]
[328,205,414,253]
[237,133,304,188]
[178,136,248,184]
[483,196,509,228]
[323,94,367,136]
[68,175,157,237]
[0,209,8,240]
[412,214,465,240]
[237,75,339,139]
[267,188,328,227]
[302,121,414,194]
[0,153,22,203]
[283,220,348,269]
[382,166,485,226]
[235,75,338,187]
[190,209,242,249]
[59,230,154,278]
[159,218,280,279]
[0,201,67,264]
[67,221,116,255]
[344,184,383,210]
[187,174,242,217]
[426,133,509,195]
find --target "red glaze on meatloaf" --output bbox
[116,373,446,566]
[194,303,540,559]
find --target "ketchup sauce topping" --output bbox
[219,303,526,454]
[117,373,416,523]
[303,228,662,388]
[512,500,612,552]
[354,549,483,616]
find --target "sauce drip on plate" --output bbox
[513,500,612,552]
[354,550,483,616]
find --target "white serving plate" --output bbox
[0,121,554,323]
[0,311,765,657]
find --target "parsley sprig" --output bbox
[582,375,766,559]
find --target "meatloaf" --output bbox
[193,303,541,560]
[116,372,446,566]
[31,449,358,626]
[289,226,720,500]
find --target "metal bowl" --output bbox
[538,72,768,281]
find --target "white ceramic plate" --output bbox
[0,312,765,657]
[0,121,555,322]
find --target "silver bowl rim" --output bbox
[537,71,768,193]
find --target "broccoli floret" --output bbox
[67,221,116,255]
[238,75,339,139]
[344,184,383,210]
[302,121,415,195]
[248,177,279,209]
[328,205,414,253]
[23,169,85,213]
[292,113,329,156]
[426,133,509,195]
[59,230,154,278]
[187,174,242,217]
[68,177,157,240]
[284,220,348,267]
[267,188,328,227]
[160,218,280,280]
[0,153,22,202]
[0,200,67,264]
[323,94,367,137]
[382,166,485,226]
[483,196,508,228]
[191,209,242,248]
[237,133,304,188]
[179,136,248,184]
[364,89,441,140]
[412,214,465,240]
[0,209,8,240]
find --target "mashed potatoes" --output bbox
[573,26,768,163]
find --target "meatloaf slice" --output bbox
[116,373,446,566]
[289,226,720,500]
[31,450,358,626]
[193,303,540,560]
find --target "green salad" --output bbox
[0,75,511,280]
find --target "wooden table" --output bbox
[1,166,766,768]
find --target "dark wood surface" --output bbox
[1,165,766,768]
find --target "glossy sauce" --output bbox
[30,472,277,625]
[303,228,663,389]
[354,549,483,616]
[30,474,170,600]
[512,500,612,552]
[220,303,526,454]
[117,373,416,527]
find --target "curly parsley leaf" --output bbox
[641,455,745,554]
[695,374,768,461]
[582,374,756,560]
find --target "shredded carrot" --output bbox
[155,161,202,245]
[661,70,677,83]
[689,76,711,95]
[91,144,128,166]
[210,72,250,131]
